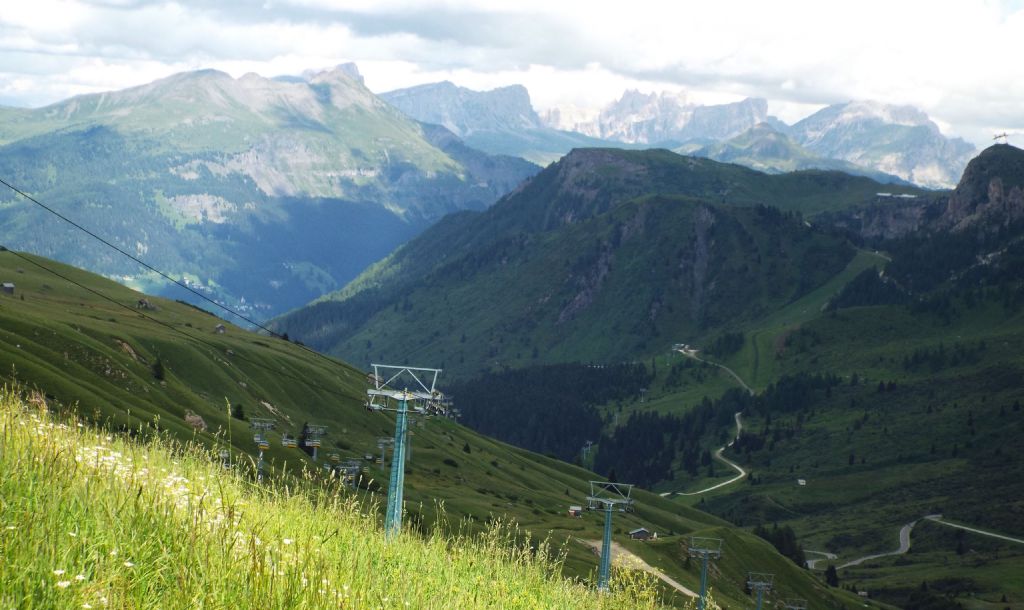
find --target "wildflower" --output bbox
[123,561,135,568]
[282,538,293,545]
[56,581,71,588]
[109,549,118,556]
[82,604,93,609]
[53,569,66,576]
[75,574,86,581]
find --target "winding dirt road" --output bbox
[677,347,754,396]
[661,412,746,497]
[838,517,927,569]
[826,513,1024,571]
[924,514,1024,545]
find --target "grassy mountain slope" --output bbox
[276,148,929,376]
[0,250,861,609]
[588,148,1024,607]
[0,67,537,317]
[0,388,661,610]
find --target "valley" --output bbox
[272,144,1023,608]
[0,250,866,609]
[1,67,1020,609]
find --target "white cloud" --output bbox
[0,0,1022,146]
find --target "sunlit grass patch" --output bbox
[0,385,673,609]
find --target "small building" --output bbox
[568,505,583,518]
[214,323,226,334]
[629,527,653,540]
[2,282,14,295]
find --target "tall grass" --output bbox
[0,385,671,609]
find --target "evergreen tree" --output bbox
[824,564,839,587]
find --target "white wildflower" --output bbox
[53,569,66,576]
[123,560,135,568]
[56,581,71,588]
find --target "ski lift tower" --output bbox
[366,363,446,539]
[747,572,774,610]
[249,417,276,482]
[587,480,634,592]
[783,599,807,610]
[303,423,328,462]
[377,436,394,465]
[688,536,723,610]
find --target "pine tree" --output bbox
[825,564,839,587]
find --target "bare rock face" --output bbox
[381,81,543,137]
[942,144,1024,231]
[549,91,768,145]
[789,101,976,189]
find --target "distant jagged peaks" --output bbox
[689,122,909,184]
[541,91,768,145]
[381,81,543,137]
[790,100,976,189]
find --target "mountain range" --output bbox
[386,81,975,188]
[272,147,927,374]
[0,65,537,318]
[381,81,619,165]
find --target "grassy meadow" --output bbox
[0,385,668,609]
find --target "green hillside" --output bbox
[276,148,931,375]
[591,148,1024,607]
[0,387,660,609]
[0,250,862,609]
[0,67,537,317]
[269,145,1024,606]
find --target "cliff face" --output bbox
[819,145,1024,240]
[943,144,1024,231]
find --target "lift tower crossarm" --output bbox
[366,364,445,540]
[586,481,634,592]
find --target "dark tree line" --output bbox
[752,523,806,566]
[449,363,647,461]
[704,332,745,358]
[594,373,841,488]
[594,388,746,487]
[827,266,908,310]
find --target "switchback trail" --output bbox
[924,514,1024,545]
[829,513,1024,571]
[838,517,924,569]
[661,412,746,497]
[803,550,837,570]
[677,347,754,396]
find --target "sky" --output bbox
[2,0,1023,147]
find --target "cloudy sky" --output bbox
[2,0,1023,146]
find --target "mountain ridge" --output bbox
[0,67,538,317]
[274,148,931,375]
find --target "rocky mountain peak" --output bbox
[381,81,542,137]
[944,144,1024,229]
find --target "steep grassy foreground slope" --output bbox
[0,387,661,609]
[0,251,863,609]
